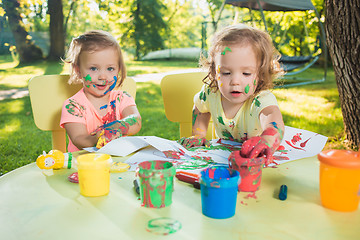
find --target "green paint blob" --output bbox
[218,116,225,125]
[192,109,198,126]
[221,47,232,55]
[147,218,181,235]
[245,84,250,94]
[84,74,92,82]
[253,96,261,107]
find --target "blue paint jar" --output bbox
[200,166,240,219]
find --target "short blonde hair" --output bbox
[200,24,283,95]
[64,30,126,87]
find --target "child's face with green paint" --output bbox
[215,44,258,111]
[77,47,120,98]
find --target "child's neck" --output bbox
[221,97,244,119]
[85,91,111,116]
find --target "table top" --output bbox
[1,154,359,240]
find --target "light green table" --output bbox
[0,155,359,240]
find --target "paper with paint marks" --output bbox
[272,126,327,165]
[123,139,241,171]
[85,126,327,170]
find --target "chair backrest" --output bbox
[28,74,136,152]
[160,71,215,139]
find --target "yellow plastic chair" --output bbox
[28,74,136,152]
[160,71,215,140]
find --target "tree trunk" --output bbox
[48,0,65,61]
[2,0,43,63]
[134,0,141,61]
[325,0,360,149]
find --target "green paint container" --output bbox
[138,161,176,208]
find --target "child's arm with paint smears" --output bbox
[241,105,284,163]
[64,122,100,150]
[178,106,211,149]
[93,105,142,148]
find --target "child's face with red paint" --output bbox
[215,44,259,111]
[77,47,120,98]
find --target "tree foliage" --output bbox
[99,0,167,60]
[2,0,43,63]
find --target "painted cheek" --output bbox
[244,84,250,94]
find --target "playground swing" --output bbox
[218,0,328,87]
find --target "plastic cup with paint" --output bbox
[200,166,240,219]
[318,149,360,212]
[228,152,265,192]
[138,161,176,208]
[77,153,112,197]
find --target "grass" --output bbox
[0,55,346,176]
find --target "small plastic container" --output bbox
[77,153,112,197]
[318,149,360,212]
[200,166,240,219]
[228,153,265,192]
[138,161,176,208]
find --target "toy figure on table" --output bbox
[36,150,75,170]
[60,30,141,152]
[179,24,285,164]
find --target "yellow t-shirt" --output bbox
[194,85,279,142]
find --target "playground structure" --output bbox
[214,0,328,87]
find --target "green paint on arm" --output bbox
[192,109,198,126]
[123,115,140,126]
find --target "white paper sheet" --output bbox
[272,126,328,165]
[84,136,149,156]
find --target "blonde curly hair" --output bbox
[200,24,283,95]
[63,30,126,87]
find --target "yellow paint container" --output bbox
[318,149,360,212]
[77,153,112,197]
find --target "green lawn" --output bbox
[0,55,345,176]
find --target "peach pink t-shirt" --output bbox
[60,88,136,152]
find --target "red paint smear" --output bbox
[245,192,257,199]
[291,133,302,145]
[300,137,311,147]
[262,127,278,136]
[277,145,285,151]
[285,140,306,151]
[273,155,290,161]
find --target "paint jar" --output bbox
[318,149,360,212]
[200,166,240,219]
[228,151,265,192]
[138,161,176,208]
[77,153,112,197]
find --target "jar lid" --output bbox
[318,149,360,169]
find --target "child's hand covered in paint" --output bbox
[92,120,130,148]
[240,125,282,166]
[240,136,272,159]
[178,137,210,149]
